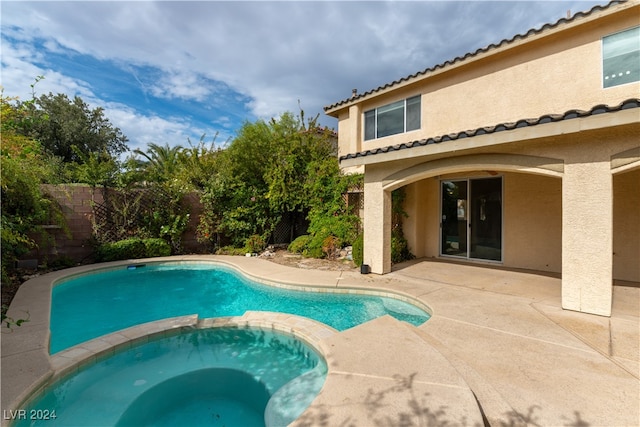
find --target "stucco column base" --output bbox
[363,181,391,274]
[562,160,613,317]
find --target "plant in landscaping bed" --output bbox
[352,233,364,267]
[96,238,146,262]
[391,188,415,264]
[288,235,312,254]
[143,238,172,257]
[95,238,171,262]
[159,213,190,254]
[321,236,342,260]
[244,234,266,254]
[198,111,347,252]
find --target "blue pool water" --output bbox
[16,327,326,427]
[51,262,429,354]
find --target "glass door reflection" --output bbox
[440,177,502,261]
[441,180,468,257]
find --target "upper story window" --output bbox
[603,26,640,88]
[364,95,421,140]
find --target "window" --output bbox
[364,95,421,140]
[603,26,640,88]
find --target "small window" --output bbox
[364,95,421,140]
[603,26,640,88]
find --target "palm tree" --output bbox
[134,142,184,184]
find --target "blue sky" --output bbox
[1,1,606,155]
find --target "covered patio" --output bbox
[348,101,640,318]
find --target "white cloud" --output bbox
[148,70,212,102]
[102,101,232,154]
[2,0,607,141]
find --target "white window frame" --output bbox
[364,95,421,141]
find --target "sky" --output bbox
[1,0,607,155]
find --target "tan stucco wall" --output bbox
[333,2,639,156]
[403,178,438,259]
[613,168,640,282]
[403,173,563,273]
[503,174,562,272]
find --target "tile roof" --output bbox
[339,98,640,162]
[325,0,625,112]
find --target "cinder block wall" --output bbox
[26,185,206,264]
[34,184,105,262]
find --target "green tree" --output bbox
[176,134,224,191]
[134,142,184,184]
[303,156,362,257]
[1,93,65,281]
[198,111,357,251]
[23,92,129,163]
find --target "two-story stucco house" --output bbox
[325,0,639,317]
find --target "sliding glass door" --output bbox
[441,180,468,257]
[440,177,502,261]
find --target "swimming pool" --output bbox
[14,326,327,427]
[51,262,430,354]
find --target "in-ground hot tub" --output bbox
[15,326,327,427]
[116,368,271,426]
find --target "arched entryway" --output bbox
[376,153,564,271]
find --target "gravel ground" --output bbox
[262,249,357,271]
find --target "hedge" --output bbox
[96,238,171,262]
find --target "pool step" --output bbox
[264,365,327,427]
[410,325,525,427]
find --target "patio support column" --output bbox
[562,158,613,316]
[363,179,392,274]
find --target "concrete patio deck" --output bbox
[2,255,638,426]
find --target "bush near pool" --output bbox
[96,238,171,262]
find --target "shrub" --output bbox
[96,238,172,261]
[244,234,266,254]
[302,242,324,259]
[304,231,338,259]
[215,246,247,256]
[143,238,171,257]
[48,255,76,270]
[96,238,146,262]
[303,214,359,259]
[306,214,359,247]
[352,233,364,267]
[321,236,342,259]
[288,235,311,254]
[304,232,328,258]
[391,230,414,264]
